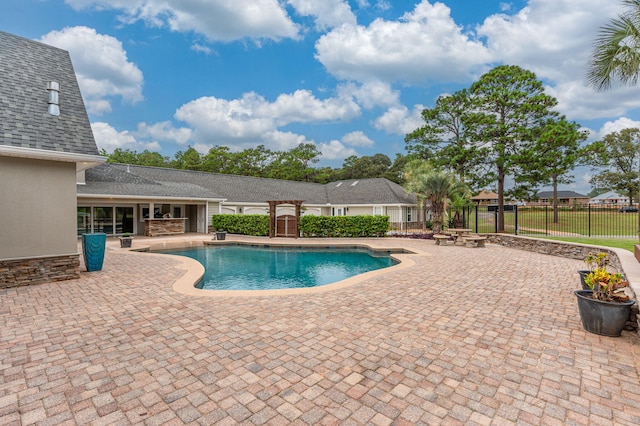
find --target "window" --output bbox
[332,207,347,216]
[406,207,413,222]
[373,206,383,216]
[93,207,114,234]
[77,207,91,235]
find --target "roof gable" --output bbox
[0,31,99,156]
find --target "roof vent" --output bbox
[47,81,60,116]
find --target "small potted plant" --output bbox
[575,258,635,336]
[119,233,133,248]
[578,252,608,289]
[211,226,226,241]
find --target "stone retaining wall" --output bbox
[485,234,623,270]
[484,234,638,333]
[0,254,80,289]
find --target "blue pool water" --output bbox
[158,245,398,290]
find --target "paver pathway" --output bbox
[1,237,640,425]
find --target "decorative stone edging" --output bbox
[484,234,639,334]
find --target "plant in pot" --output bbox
[119,233,133,248]
[578,252,608,290]
[575,262,635,337]
[211,225,226,241]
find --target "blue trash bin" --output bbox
[82,233,107,272]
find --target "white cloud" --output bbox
[40,26,143,116]
[318,140,358,160]
[342,131,374,147]
[545,81,640,121]
[263,131,315,151]
[136,121,193,145]
[315,0,492,84]
[596,117,640,139]
[191,43,212,55]
[91,122,160,152]
[260,90,360,124]
[64,0,299,42]
[288,0,356,30]
[174,90,360,148]
[373,104,425,135]
[338,81,399,109]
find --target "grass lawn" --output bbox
[470,208,639,237]
[537,236,638,252]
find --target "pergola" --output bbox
[267,200,303,238]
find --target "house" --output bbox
[471,190,499,205]
[0,32,105,288]
[77,163,418,236]
[589,191,632,206]
[527,190,590,206]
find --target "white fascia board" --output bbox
[0,145,106,171]
[77,193,224,203]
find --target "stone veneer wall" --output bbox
[144,218,186,237]
[484,234,637,333]
[485,234,622,270]
[0,255,80,289]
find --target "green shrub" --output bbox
[299,215,389,237]
[211,214,269,236]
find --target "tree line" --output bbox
[103,144,409,184]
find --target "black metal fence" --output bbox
[387,204,640,238]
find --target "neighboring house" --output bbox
[471,190,499,205]
[78,163,418,236]
[528,190,590,206]
[0,32,104,288]
[589,191,632,206]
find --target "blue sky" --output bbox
[2,0,640,194]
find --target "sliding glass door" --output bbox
[77,206,135,235]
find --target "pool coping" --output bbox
[122,239,426,298]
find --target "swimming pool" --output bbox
[157,245,399,290]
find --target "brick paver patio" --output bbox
[2,236,640,425]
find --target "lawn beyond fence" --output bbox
[471,205,640,237]
[387,204,639,238]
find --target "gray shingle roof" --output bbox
[536,190,588,199]
[325,179,416,205]
[0,31,99,156]
[81,163,417,205]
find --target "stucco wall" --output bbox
[0,157,77,260]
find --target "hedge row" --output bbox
[211,214,269,236]
[211,214,390,238]
[299,215,389,237]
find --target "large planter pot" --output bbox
[574,290,635,337]
[215,231,226,240]
[119,237,133,248]
[82,233,107,272]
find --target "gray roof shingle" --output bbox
[0,31,99,156]
[536,190,588,199]
[81,163,417,205]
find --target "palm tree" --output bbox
[404,161,468,233]
[588,0,640,90]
